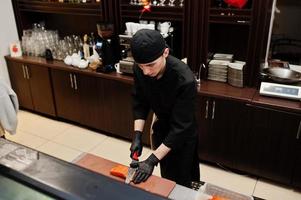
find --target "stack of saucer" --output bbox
[213,53,234,62]
[228,61,245,87]
[208,59,230,82]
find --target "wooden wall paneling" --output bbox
[11,0,23,38]
[103,0,121,34]
[186,0,206,73]
[247,0,273,86]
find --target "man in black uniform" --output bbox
[129,29,200,187]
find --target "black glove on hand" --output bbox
[130,153,159,184]
[130,131,143,159]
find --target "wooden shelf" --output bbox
[120,4,183,21]
[209,8,251,25]
[17,0,102,16]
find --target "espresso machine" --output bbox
[118,34,135,74]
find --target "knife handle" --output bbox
[132,151,139,161]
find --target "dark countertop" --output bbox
[5,55,134,85]
[197,80,256,103]
[0,139,167,200]
[5,55,301,113]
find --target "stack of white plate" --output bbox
[213,53,234,62]
[228,61,245,87]
[208,59,230,82]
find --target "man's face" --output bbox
[138,48,169,78]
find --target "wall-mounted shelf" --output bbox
[209,8,251,25]
[17,0,102,16]
[120,4,183,21]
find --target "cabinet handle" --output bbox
[212,100,216,120]
[21,65,26,79]
[237,20,246,23]
[69,73,74,89]
[25,65,30,79]
[205,100,209,119]
[73,74,78,90]
[297,120,301,140]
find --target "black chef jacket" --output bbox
[132,55,197,151]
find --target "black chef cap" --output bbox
[130,29,166,64]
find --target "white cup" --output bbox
[146,24,155,30]
[132,23,139,35]
[125,22,134,35]
[115,63,122,74]
[160,22,171,35]
[139,20,148,24]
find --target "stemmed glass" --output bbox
[169,0,175,6]
[158,0,166,6]
[179,0,184,7]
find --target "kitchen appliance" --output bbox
[119,34,135,74]
[259,82,301,100]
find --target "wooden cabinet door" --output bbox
[26,64,56,116]
[246,106,300,184]
[198,96,250,169]
[98,78,151,144]
[210,98,249,169]
[99,78,134,139]
[6,60,33,109]
[51,69,81,123]
[292,121,301,188]
[76,74,100,129]
[197,96,213,162]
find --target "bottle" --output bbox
[89,32,95,56]
[83,34,90,59]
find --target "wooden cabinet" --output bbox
[186,0,274,86]
[243,105,301,184]
[12,0,104,38]
[197,90,301,185]
[51,69,99,127]
[292,126,301,188]
[197,95,250,169]
[6,59,56,116]
[6,60,32,109]
[118,0,185,58]
[97,78,133,138]
[51,67,151,145]
[96,78,151,144]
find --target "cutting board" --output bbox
[75,153,176,198]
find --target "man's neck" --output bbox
[156,59,166,80]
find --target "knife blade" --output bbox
[125,151,139,184]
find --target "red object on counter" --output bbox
[110,165,128,179]
[212,195,230,200]
[224,0,248,9]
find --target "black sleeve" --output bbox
[162,81,197,150]
[132,66,150,120]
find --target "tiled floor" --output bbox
[4,110,301,200]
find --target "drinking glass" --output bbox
[179,0,184,7]
[158,0,166,6]
[169,0,175,6]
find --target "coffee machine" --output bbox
[118,34,135,74]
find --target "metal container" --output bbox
[261,67,301,83]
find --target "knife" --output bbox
[125,151,139,184]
